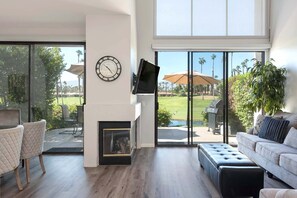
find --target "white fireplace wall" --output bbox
[84,13,139,167]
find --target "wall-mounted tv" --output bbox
[132,59,160,95]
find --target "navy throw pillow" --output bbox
[258,116,290,143]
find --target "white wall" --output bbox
[270,0,297,112]
[136,0,156,147]
[84,14,139,167]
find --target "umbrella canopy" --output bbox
[163,71,219,85]
[66,62,84,77]
[64,62,84,104]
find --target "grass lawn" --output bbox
[54,97,83,106]
[54,96,216,122]
[158,95,217,121]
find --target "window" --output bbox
[156,0,267,37]
[156,0,191,36]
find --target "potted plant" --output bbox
[248,59,287,115]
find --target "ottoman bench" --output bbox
[198,143,264,198]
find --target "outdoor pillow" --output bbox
[258,116,290,143]
[284,127,297,149]
[253,114,265,135]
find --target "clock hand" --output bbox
[104,64,113,74]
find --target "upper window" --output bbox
[156,0,267,37]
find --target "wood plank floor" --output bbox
[0,148,290,198]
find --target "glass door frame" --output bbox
[155,50,265,146]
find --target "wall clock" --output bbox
[95,56,122,82]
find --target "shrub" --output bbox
[158,108,172,127]
[229,74,254,130]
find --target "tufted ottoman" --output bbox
[198,143,264,198]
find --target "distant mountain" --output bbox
[64,80,79,87]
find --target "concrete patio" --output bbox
[44,127,83,152]
[158,126,238,145]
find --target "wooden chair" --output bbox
[0,125,24,190]
[21,119,46,183]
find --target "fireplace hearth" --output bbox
[99,121,135,165]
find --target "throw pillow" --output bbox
[284,127,297,149]
[258,116,290,143]
[253,114,265,135]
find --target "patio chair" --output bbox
[59,104,77,134]
[0,125,24,190]
[21,119,46,183]
[74,105,84,137]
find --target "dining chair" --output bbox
[21,119,46,183]
[0,125,24,190]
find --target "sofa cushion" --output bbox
[283,127,297,149]
[253,114,265,135]
[258,117,289,143]
[279,154,297,175]
[236,132,274,151]
[256,142,297,164]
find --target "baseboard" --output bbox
[140,143,155,148]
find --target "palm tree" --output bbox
[198,57,206,73]
[211,54,216,97]
[211,54,216,78]
[235,65,242,75]
[76,50,83,63]
[198,57,206,100]
[241,59,249,74]
[232,68,237,76]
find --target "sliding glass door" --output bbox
[156,51,264,146]
[156,52,189,145]
[0,43,85,153]
[191,52,224,144]
[0,45,30,122]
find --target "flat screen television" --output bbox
[132,59,160,94]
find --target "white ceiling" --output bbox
[0,0,132,27]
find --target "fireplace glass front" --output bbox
[103,128,131,156]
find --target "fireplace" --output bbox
[99,121,136,165]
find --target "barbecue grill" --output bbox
[205,99,223,134]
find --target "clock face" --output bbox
[95,56,122,82]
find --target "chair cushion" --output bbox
[236,132,274,151]
[279,154,297,175]
[258,117,289,143]
[256,142,297,164]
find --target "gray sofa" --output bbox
[236,112,297,189]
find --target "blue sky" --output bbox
[59,47,259,86]
[157,51,257,83]
[60,46,84,83]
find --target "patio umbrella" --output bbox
[66,62,84,76]
[163,71,219,85]
[65,62,84,104]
